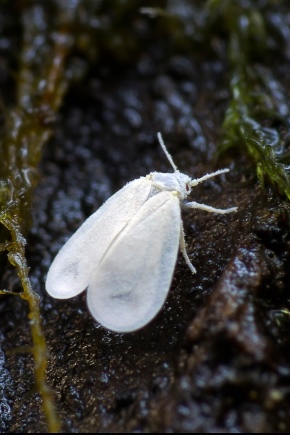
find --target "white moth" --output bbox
[46,133,237,333]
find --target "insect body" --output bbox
[46,133,237,333]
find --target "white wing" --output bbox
[46,177,152,299]
[87,191,181,332]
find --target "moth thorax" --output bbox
[150,171,191,198]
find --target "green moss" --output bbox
[0,1,91,432]
[221,65,290,198]
[207,0,290,199]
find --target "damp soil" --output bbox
[1,1,290,433]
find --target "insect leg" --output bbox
[179,221,196,274]
[184,201,237,214]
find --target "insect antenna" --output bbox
[157,132,178,172]
[190,168,230,187]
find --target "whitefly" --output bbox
[46,133,237,333]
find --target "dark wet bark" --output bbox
[0,0,290,432]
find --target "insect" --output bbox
[46,133,237,333]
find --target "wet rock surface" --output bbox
[0,1,290,432]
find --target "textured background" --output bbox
[1,1,290,432]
